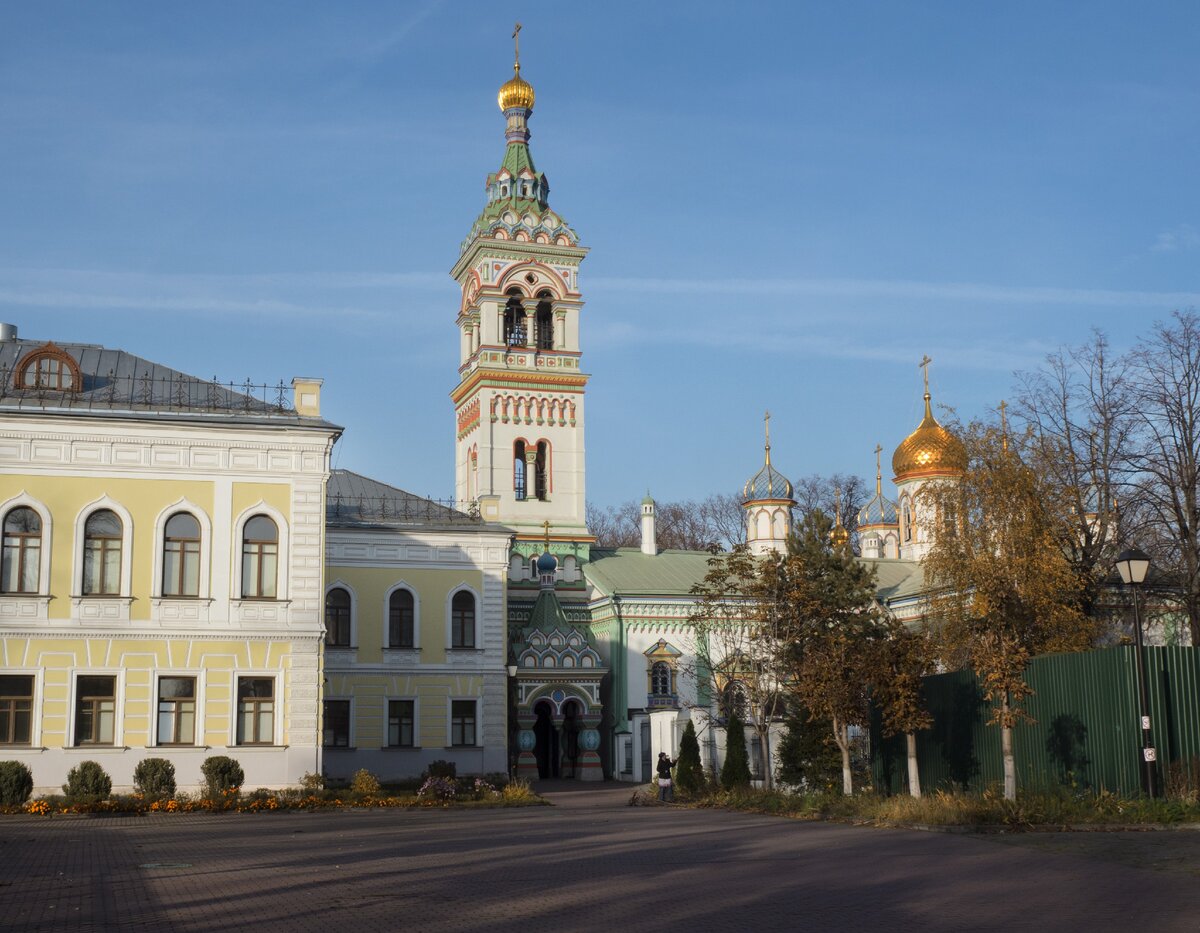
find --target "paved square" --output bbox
[2,786,1198,932]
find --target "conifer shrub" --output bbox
[424,759,456,780]
[200,756,244,798]
[0,761,34,806]
[133,757,177,799]
[63,760,112,803]
[720,716,752,788]
[675,720,705,797]
[776,707,842,793]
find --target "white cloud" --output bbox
[1152,224,1200,252]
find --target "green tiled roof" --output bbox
[527,588,570,630]
[584,548,717,597]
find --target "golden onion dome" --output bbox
[498,65,535,112]
[830,521,850,549]
[892,393,967,479]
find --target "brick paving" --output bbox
[1,785,1199,932]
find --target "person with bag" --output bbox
[656,751,678,802]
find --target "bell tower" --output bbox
[450,27,591,552]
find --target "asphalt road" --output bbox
[1,783,1198,932]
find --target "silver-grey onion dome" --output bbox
[742,464,794,502]
[536,550,558,574]
[857,491,898,526]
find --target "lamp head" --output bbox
[1116,547,1151,586]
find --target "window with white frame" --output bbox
[236,677,275,745]
[388,699,414,747]
[388,589,415,648]
[157,676,196,745]
[75,675,116,745]
[162,513,201,597]
[241,516,278,599]
[324,587,351,647]
[451,700,477,746]
[451,591,476,648]
[82,510,122,595]
[1,508,41,594]
[0,675,33,745]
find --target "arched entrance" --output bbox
[533,699,560,778]
[561,699,581,778]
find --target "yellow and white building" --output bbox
[0,330,340,792]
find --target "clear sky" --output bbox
[2,2,1198,507]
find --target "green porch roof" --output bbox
[860,558,925,602]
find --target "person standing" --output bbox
[656,751,678,802]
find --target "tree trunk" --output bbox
[757,725,773,789]
[833,717,853,796]
[905,732,921,799]
[1000,695,1016,801]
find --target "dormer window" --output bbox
[501,184,509,197]
[15,343,81,392]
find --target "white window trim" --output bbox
[231,671,283,747]
[447,696,480,748]
[68,668,125,748]
[150,499,213,599]
[230,502,290,601]
[445,584,482,650]
[0,491,52,596]
[384,695,420,749]
[322,695,354,749]
[72,496,134,598]
[0,667,44,748]
[324,580,357,648]
[381,582,420,650]
[152,670,206,747]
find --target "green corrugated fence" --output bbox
[871,645,1200,796]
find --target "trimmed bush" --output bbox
[675,720,705,797]
[350,769,381,796]
[424,759,456,780]
[63,760,112,802]
[300,771,325,792]
[200,756,244,798]
[133,758,177,799]
[0,761,34,806]
[720,716,752,788]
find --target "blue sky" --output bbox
[2,2,1198,507]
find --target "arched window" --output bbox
[651,662,672,697]
[535,290,554,350]
[15,343,80,392]
[82,510,122,595]
[902,499,913,543]
[534,441,549,501]
[241,515,278,599]
[1,507,41,594]
[325,587,351,646]
[161,513,201,597]
[451,591,476,648]
[503,290,526,347]
[514,440,527,500]
[721,680,750,722]
[389,589,415,648]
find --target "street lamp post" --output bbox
[1115,548,1156,798]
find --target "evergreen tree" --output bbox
[776,706,842,793]
[675,719,705,796]
[720,715,752,788]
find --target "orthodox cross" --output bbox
[763,410,772,465]
[512,22,522,69]
[542,519,551,549]
[874,443,883,492]
[919,354,932,395]
[999,399,1009,451]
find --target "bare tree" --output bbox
[588,492,747,551]
[792,473,869,551]
[1014,331,1134,617]
[1127,310,1200,647]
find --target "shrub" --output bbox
[133,758,177,799]
[63,760,112,803]
[424,759,456,780]
[417,776,458,801]
[350,769,381,796]
[0,761,34,806]
[501,778,535,803]
[675,721,705,797]
[200,756,244,798]
[776,707,842,793]
[720,716,752,788]
[300,771,325,792]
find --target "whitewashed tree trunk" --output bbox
[1001,694,1017,801]
[833,717,853,796]
[906,732,922,799]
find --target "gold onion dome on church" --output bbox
[498,65,535,111]
[892,395,968,479]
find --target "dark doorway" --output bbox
[534,700,559,779]
[562,700,581,778]
[640,720,651,783]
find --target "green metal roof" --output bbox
[584,548,717,597]
[527,587,571,630]
[860,558,925,602]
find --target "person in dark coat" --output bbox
[656,751,678,802]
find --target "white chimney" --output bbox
[640,493,657,555]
